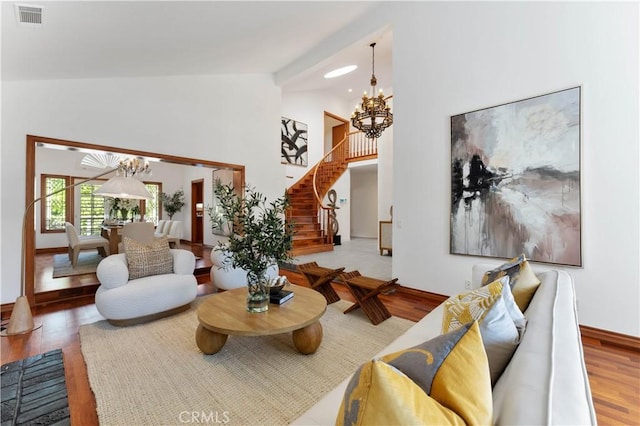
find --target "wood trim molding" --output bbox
[36,247,67,255]
[395,285,448,305]
[346,154,378,163]
[24,134,246,308]
[39,174,73,234]
[580,325,640,352]
[25,138,36,305]
[35,285,101,306]
[1,301,15,315]
[324,110,349,125]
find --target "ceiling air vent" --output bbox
[15,4,43,25]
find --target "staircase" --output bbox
[288,175,335,255]
[288,130,376,256]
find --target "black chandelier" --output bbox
[351,42,393,139]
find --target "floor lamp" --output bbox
[3,162,152,336]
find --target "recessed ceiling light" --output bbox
[324,65,357,79]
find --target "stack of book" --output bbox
[270,289,294,305]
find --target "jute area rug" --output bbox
[79,297,414,426]
[52,252,103,278]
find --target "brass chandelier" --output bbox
[351,42,393,139]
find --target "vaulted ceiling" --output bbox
[1,1,393,100]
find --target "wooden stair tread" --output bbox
[291,244,334,256]
[293,235,326,240]
[287,140,357,254]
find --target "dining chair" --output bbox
[64,222,110,267]
[117,222,156,252]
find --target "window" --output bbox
[141,183,161,225]
[78,181,107,236]
[41,175,160,235]
[41,175,70,233]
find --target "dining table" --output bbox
[101,224,124,255]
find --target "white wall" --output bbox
[390,2,639,336]
[377,97,394,224]
[345,89,394,238]
[2,2,637,338]
[1,73,282,304]
[282,90,351,185]
[350,167,378,238]
[282,90,354,241]
[33,147,189,248]
[282,90,393,242]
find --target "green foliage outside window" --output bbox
[145,184,160,224]
[45,177,67,231]
[79,183,106,235]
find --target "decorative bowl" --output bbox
[268,276,288,294]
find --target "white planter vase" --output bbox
[209,250,279,291]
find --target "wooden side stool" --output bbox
[297,262,345,304]
[340,271,399,325]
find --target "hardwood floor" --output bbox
[34,244,213,294]
[583,342,640,424]
[1,253,639,425]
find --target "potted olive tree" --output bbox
[212,180,294,312]
[160,189,185,220]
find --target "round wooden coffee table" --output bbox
[196,284,327,355]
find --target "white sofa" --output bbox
[293,263,596,425]
[95,249,198,325]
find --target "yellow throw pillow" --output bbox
[442,279,522,385]
[442,280,503,333]
[336,322,492,426]
[124,236,173,280]
[481,254,541,311]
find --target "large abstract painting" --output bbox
[281,117,308,166]
[450,87,581,266]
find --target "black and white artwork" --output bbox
[281,117,308,166]
[450,87,582,266]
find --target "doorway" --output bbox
[332,122,347,150]
[191,179,204,244]
[324,111,349,157]
[24,135,245,307]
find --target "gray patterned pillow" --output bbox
[124,236,173,280]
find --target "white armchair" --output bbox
[96,248,198,325]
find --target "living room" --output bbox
[1,1,638,424]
